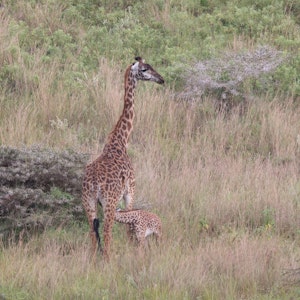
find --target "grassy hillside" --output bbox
[0,0,300,299]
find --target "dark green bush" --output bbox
[2,0,299,94]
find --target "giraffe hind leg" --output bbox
[93,218,103,253]
[137,235,146,257]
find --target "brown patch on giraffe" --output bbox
[124,111,130,119]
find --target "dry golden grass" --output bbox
[1,59,300,299]
[0,227,299,299]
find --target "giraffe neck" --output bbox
[105,66,137,150]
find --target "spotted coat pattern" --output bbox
[81,57,164,260]
[115,209,162,249]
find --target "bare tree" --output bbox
[180,46,286,104]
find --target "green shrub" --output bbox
[2,0,299,92]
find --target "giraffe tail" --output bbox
[93,218,102,253]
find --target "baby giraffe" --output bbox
[115,208,162,252]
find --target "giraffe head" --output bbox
[131,57,164,84]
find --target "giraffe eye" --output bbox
[141,68,148,72]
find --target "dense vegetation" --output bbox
[0,0,300,299]
[1,0,299,99]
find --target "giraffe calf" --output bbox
[115,208,162,251]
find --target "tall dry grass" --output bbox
[1,58,300,298]
[0,226,298,299]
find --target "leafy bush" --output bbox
[1,0,299,91]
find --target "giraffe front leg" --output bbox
[123,178,135,241]
[123,192,134,241]
[124,176,135,210]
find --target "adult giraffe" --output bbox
[82,57,164,260]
